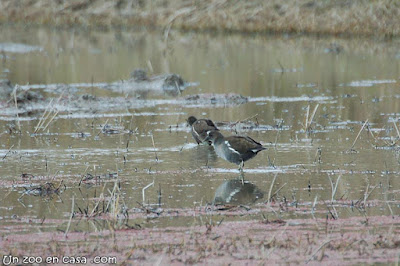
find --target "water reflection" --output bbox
[213,178,264,205]
[190,144,218,168]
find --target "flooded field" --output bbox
[1,26,400,264]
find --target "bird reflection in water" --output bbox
[213,179,264,206]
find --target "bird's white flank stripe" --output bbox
[226,188,241,202]
[225,141,240,154]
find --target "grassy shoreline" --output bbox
[1,0,399,37]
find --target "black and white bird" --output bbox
[205,130,266,170]
[187,116,219,145]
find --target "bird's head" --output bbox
[204,130,223,144]
[187,116,197,126]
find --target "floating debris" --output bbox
[80,173,100,183]
[110,69,189,96]
[21,181,64,197]
[79,172,118,186]
[101,124,123,135]
[21,173,34,180]
[185,93,248,106]
[0,79,43,104]
[296,83,317,88]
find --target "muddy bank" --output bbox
[1,215,399,265]
[1,0,399,37]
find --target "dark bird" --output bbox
[187,116,219,145]
[205,130,266,170]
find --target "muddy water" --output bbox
[0,26,400,232]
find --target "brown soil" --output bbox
[1,0,399,37]
[1,215,399,265]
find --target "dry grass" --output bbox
[74,180,130,231]
[0,0,399,37]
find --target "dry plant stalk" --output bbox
[233,113,259,126]
[306,238,336,263]
[43,110,60,131]
[2,144,14,160]
[350,119,369,150]
[65,195,75,237]
[97,118,109,136]
[328,174,341,203]
[304,104,319,133]
[267,173,278,206]
[142,180,155,204]
[305,105,310,132]
[393,120,400,140]
[34,99,54,133]
[106,182,121,220]
[311,195,318,219]
[327,174,341,219]
[362,184,378,208]
[150,134,159,161]
[34,92,63,133]
[13,85,21,130]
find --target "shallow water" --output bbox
[0,26,400,232]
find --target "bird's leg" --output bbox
[238,161,244,184]
[238,161,244,171]
[239,170,245,185]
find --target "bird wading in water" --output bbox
[187,116,219,145]
[205,130,266,171]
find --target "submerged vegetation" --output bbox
[0,0,400,37]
